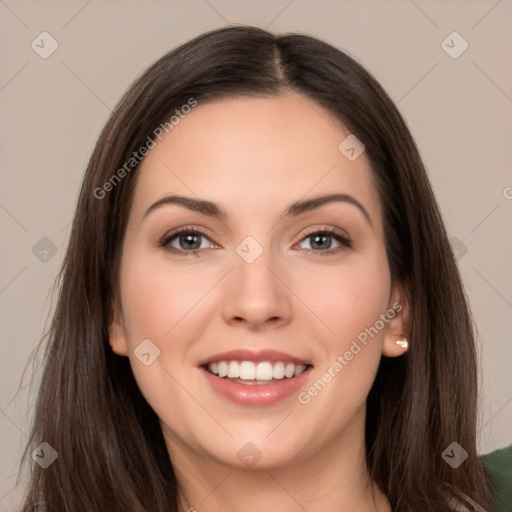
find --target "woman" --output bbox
[20,25,493,511]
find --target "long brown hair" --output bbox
[19,25,492,511]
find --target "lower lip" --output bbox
[199,366,313,406]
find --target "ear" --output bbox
[382,280,411,358]
[108,299,129,357]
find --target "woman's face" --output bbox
[109,93,408,470]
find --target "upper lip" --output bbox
[197,349,313,367]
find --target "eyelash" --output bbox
[159,225,352,257]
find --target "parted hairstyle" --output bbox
[19,25,492,511]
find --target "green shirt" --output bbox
[482,444,512,512]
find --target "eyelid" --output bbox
[300,225,349,239]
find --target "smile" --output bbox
[197,348,313,405]
[205,360,309,382]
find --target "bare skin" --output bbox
[109,92,409,511]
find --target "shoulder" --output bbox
[481,444,512,512]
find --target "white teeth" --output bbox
[284,363,295,378]
[293,364,306,377]
[206,360,309,380]
[218,361,228,377]
[227,361,239,378]
[239,361,256,380]
[273,362,285,379]
[255,362,273,380]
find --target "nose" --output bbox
[222,245,293,331]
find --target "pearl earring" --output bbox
[395,338,408,349]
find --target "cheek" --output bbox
[116,248,211,424]
[291,253,390,428]
[294,250,391,353]
[119,248,213,343]
[115,247,195,380]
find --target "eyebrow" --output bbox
[143,193,372,226]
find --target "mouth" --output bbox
[202,360,311,384]
[197,349,314,406]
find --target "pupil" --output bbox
[312,234,330,250]
[181,233,200,250]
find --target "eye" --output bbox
[159,226,216,256]
[295,227,352,255]
[159,225,352,257]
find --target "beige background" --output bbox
[1,0,511,508]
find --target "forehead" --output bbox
[132,93,382,228]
